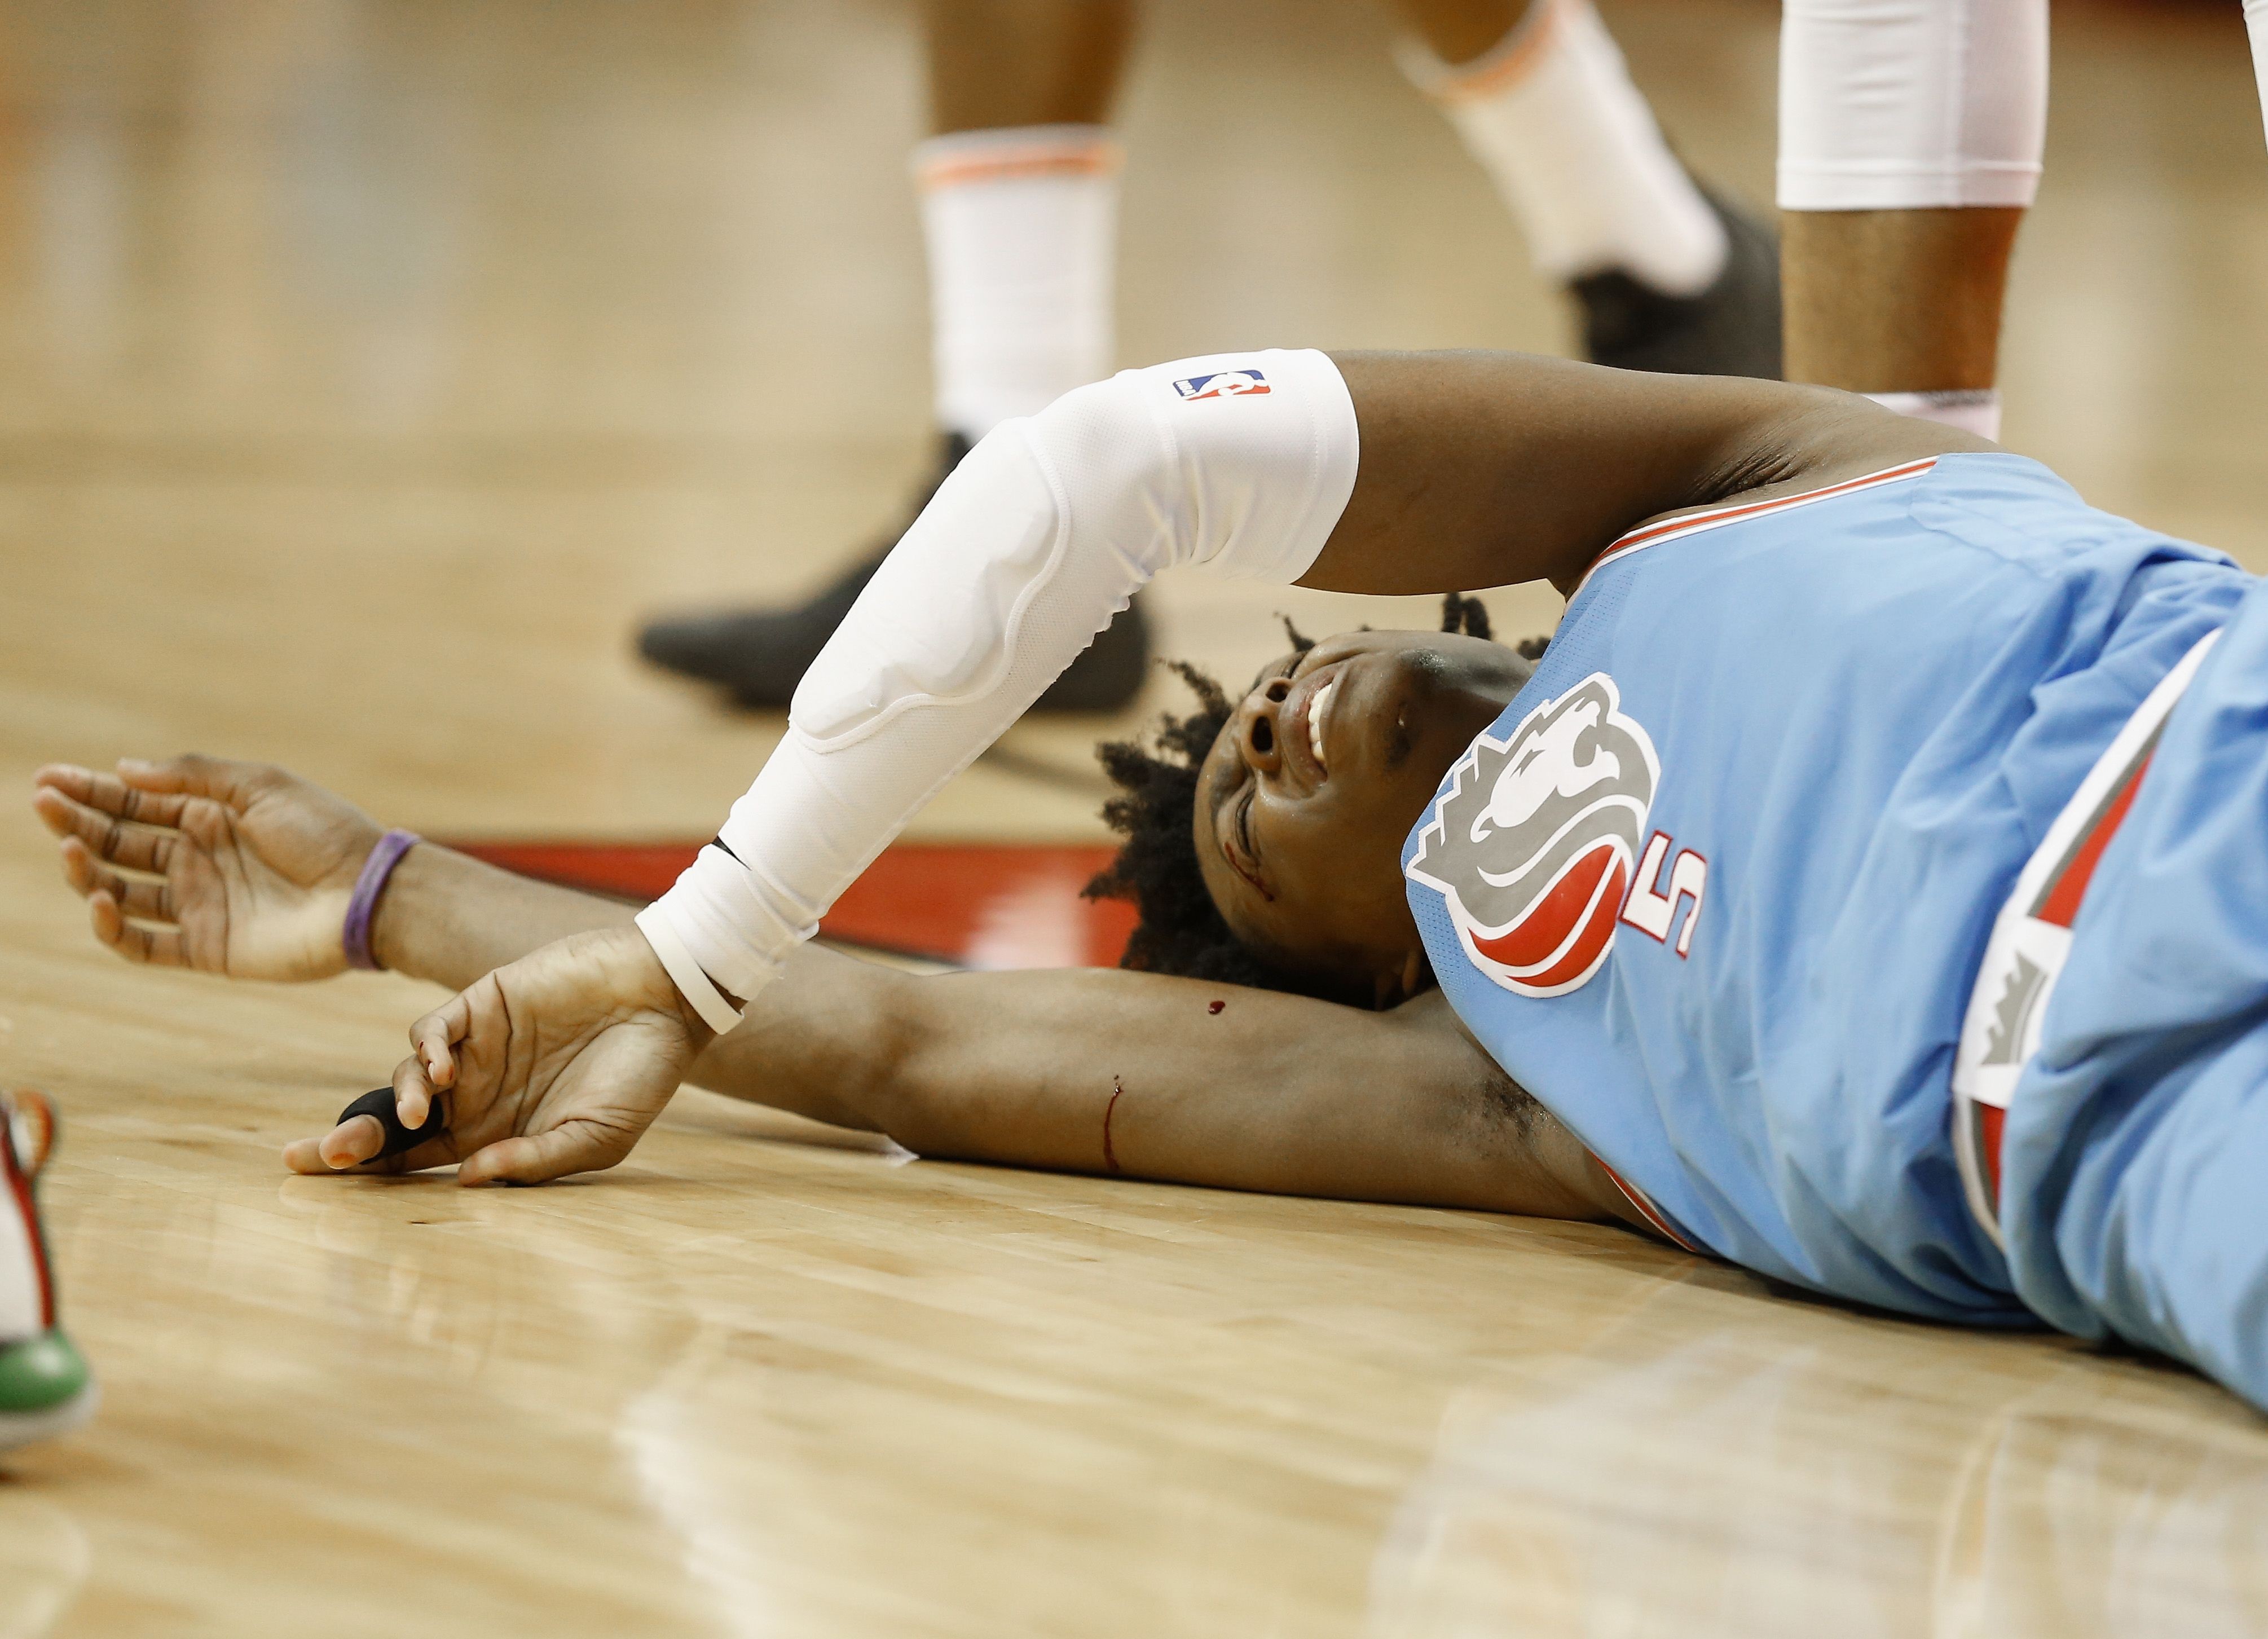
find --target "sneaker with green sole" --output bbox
[0,1091,96,1453]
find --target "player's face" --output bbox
[1194,629,1533,1003]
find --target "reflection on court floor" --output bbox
[1367,1284,2268,1637]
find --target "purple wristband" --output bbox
[343,829,420,971]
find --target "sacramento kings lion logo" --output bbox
[1405,672,1659,997]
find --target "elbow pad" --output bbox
[648,347,1359,1002]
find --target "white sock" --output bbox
[914,125,1120,442]
[1865,389,2002,442]
[2248,1,2268,152]
[1401,0,1727,294]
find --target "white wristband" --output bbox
[635,902,747,1036]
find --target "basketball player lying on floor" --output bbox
[34,349,2268,1413]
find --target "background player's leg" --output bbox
[921,0,1131,442]
[1781,208,2022,407]
[637,0,1148,713]
[1391,0,1780,378]
[1778,0,2048,439]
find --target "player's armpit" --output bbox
[866,969,1619,1223]
[1310,351,1984,598]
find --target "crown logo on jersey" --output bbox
[1406,671,1659,998]
[1981,951,2047,1067]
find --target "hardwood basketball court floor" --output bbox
[4,1,2268,1633]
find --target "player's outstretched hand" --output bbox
[32,755,385,981]
[284,926,709,1186]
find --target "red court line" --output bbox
[445,839,1137,971]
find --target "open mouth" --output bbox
[1306,677,1337,774]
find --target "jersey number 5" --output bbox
[1620,831,1706,958]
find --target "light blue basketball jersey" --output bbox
[1403,453,2249,1322]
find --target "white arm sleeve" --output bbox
[1778,0,2047,212]
[645,348,1360,1003]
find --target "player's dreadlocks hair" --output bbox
[1084,592,1540,998]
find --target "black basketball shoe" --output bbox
[1572,186,1782,381]
[637,431,1152,713]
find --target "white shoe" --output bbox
[0,1092,96,1455]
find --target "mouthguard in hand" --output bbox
[333,1087,447,1162]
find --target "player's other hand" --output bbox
[284,926,710,1186]
[32,755,384,981]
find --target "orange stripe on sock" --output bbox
[917,144,1123,191]
[1426,0,1563,103]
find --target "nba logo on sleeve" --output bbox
[1172,369,1270,400]
[1405,672,1660,997]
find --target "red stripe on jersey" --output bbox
[2034,752,2152,929]
[1596,1158,1706,1255]
[1978,1103,2007,1200]
[1579,457,1940,591]
[1966,741,2155,1217]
